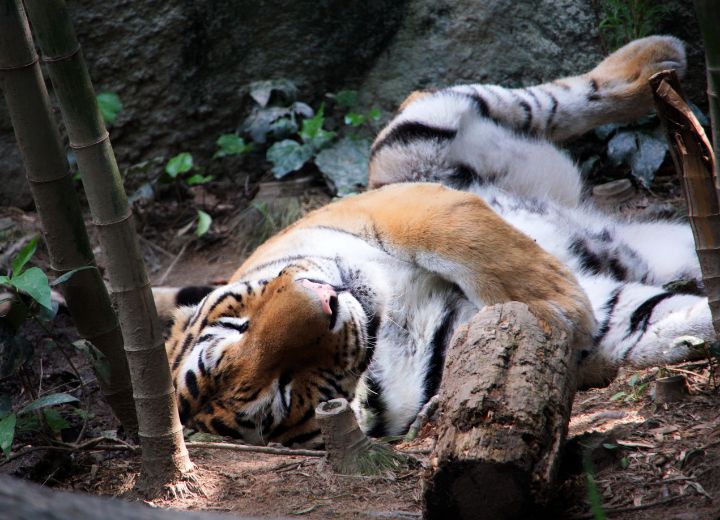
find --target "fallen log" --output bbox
[423,302,577,519]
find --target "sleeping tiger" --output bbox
[158,36,711,448]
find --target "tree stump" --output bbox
[423,302,578,519]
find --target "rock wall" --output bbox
[0,0,704,207]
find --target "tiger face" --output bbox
[166,263,373,447]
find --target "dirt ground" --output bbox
[2,167,720,519]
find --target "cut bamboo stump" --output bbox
[423,302,577,520]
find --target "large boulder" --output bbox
[0,0,705,208]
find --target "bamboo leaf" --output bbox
[11,236,38,277]
[165,152,194,178]
[96,92,123,126]
[196,210,212,237]
[50,265,97,287]
[10,267,52,310]
[19,393,79,415]
[0,413,16,457]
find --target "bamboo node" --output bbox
[0,53,39,71]
[41,44,81,63]
[69,130,110,150]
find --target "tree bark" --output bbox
[423,302,577,520]
[0,0,137,434]
[649,70,720,336]
[20,0,193,494]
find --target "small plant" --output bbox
[213,134,252,159]
[0,238,94,458]
[96,91,123,127]
[609,372,651,403]
[599,0,668,50]
[164,152,213,186]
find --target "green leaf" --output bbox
[11,236,38,276]
[248,79,298,107]
[0,394,11,420]
[43,408,69,435]
[620,457,630,469]
[213,134,251,159]
[300,104,336,149]
[334,90,358,108]
[186,174,214,186]
[50,265,97,287]
[97,92,123,126]
[10,267,52,310]
[196,210,212,237]
[368,107,382,121]
[0,275,10,288]
[315,137,370,196]
[629,374,640,387]
[0,413,16,457]
[610,391,627,402]
[19,393,79,415]
[344,112,366,127]
[73,340,111,386]
[602,443,619,450]
[165,152,194,178]
[266,139,314,178]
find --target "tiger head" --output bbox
[166,263,375,448]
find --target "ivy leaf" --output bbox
[97,92,123,126]
[11,236,38,277]
[0,413,16,457]
[185,174,214,186]
[344,112,367,127]
[10,267,52,311]
[269,117,299,140]
[213,134,251,159]
[50,265,97,287]
[266,140,314,178]
[195,210,212,237]
[165,152,194,178]
[19,393,79,415]
[315,137,370,196]
[242,106,293,143]
[248,79,298,107]
[299,104,336,149]
[0,275,9,288]
[629,132,666,188]
[607,130,637,166]
[368,107,382,121]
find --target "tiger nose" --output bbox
[300,279,337,315]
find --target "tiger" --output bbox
[159,35,712,448]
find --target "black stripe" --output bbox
[178,395,191,423]
[570,238,602,275]
[627,292,674,336]
[173,332,195,371]
[269,406,315,440]
[235,411,256,429]
[210,417,242,439]
[238,255,337,279]
[216,320,249,334]
[279,372,292,412]
[519,99,533,132]
[185,370,199,399]
[588,79,601,101]
[176,286,215,307]
[235,388,262,403]
[423,308,457,401]
[365,375,387,437]
[261,409,275,438]
[446,163,480,190]
[370,121,457,158]
[198,353,207,376]
[360,315,381,372]
[593,287,622,343]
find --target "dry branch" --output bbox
[649,70,720,336]
[423,302,577,520]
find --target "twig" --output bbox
[665,366,709,381]
[137,234,175,259]
[569,494,684,519]
[185,441,325,457]
[404,395,439,442]
[157,241,189,285]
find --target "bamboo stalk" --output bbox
[0,0,137,434]
[649,71,720,336]
[20,0,194,494]
[693,0,720,182]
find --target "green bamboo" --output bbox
[694,0,719,183]
[21,0,193,494]
[0,0,137,434]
